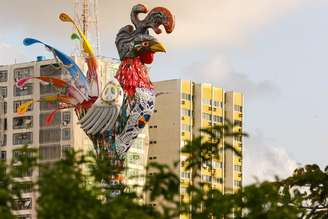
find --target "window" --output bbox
[234,180,242,187]
[181,93,192,101]
[40,64,61,77]
[12,150,34,161]
[202,113,212,121]
[201,175,212,182]
[39,145,61,160]
[12,198,32,210]
[213,115,223,123]
[0,86,7,97]
[234,135,242,142]
[0,70,8,82]
[127,153,140,160]
[14,84,33,96]
[0,151,6,160]
[12,166,33,178]
[40,112,61,127]
[180,171,191,179]
[126,169,140,179]
[213,161,223,169]
[62,128,71,140]
[3,102,6,114]
[13,116,33,129]
[213,177,223,184]
[12,182,33,194]
[180,187,187,194]
[181,140,188,147]
[13,132,32,145]
[202,98,212,105]
[234,120,242,127]
[16,214,32,219]
[234,165,242,172]
[40,101,58,111]
[39,128,61,144]
[149,141,157,144]
[1,134,7,146]
[62,111,71,124]
[213,100,223,108]
[13,100,33,113]
[40,83,57,95]
[3,118,7,130]
[14,67,33,80]
[61,145,72,158]
[182,109,191,117]
[234,105,243,112]
[182,124,192,132]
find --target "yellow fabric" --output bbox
[59,13,95,58]
[17,100,34,115]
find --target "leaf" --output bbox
[71,33,80,41]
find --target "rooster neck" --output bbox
[115,57,154,97]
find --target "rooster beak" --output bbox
[150,41,166,53]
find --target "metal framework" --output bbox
[74,0,101,56]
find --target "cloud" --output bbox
[181,55,280,101]
[244,131,298,184]
[0,0,310,53]
[0,43,28,65]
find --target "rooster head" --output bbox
[115,4,175,64]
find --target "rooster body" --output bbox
[18,4,174,159]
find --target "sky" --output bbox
[1,0,328,184]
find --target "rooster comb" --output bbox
[115,4,175,60]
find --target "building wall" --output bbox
[0,59,78,219]
[0,57,150,218]
[224,91,243,193]
[148,79,244,212]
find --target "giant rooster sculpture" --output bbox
[17,4,175,160]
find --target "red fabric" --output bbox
[140,52,154,64]
[115,57,154,97]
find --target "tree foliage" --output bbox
[0,126,327,218]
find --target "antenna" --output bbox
[74,0,101,56]
[0,96,4,146]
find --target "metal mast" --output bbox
[74,0,101,56]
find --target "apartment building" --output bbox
[147,79,244,208]
[0,57,149,219]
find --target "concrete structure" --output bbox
[147,79,244,209]
[0,57,149,219]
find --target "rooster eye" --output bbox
[142,41,149,47]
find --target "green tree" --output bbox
[1,125,328,219]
